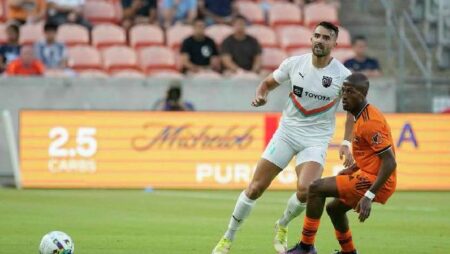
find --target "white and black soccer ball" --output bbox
[39,231,74,254]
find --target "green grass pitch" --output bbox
[0,189,449,253]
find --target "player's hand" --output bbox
[339,144,354,167]
[355,197,372,222]
[338,163,358,175]
[252,95,267,107]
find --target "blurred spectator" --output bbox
[34,23,68,69]
[180,18,220,73]
[46,0,92,29]
[0,24,21,73]
[6,45,45,76]
[153,83,195,111]
[7,0,46,24]
[198,0,237,25]
[344,35,382,78]
[221,15,262,74]
[161,0,197,29]
[121,0,157,31]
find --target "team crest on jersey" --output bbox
[371,132,382,145]
[322,76,333,88]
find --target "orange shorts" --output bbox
[336,170,395,209]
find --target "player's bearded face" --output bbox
[311,27,336,57]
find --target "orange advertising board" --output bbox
[19,111,450,190]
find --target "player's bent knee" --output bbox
[308,179,324,195]
[246,182,265,200]
[296,186,308,203]
[326,203,336,216]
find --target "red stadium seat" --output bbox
[304,2,339,28]
[336,26,352,48]
[129,24,164,49]
[68,46,102,70]
[247,25,278,48]
[57,24,89,46]
[0,1,6,22]
[0,24,7,44]
[262,48,287,71]
[92,24,126,48]
[166,24,193,50]
[236,1,264,25]
[139,46,177,74]
[278,26,311,52]
[332,48,355,63]
[288,48,311,57]
[112,69,146,78]
[19,23,43,45]
[205,24,233,46]
[83,0,121,24]
[78,69,109,78]
[269,2,302,28]
[102,46,138,72]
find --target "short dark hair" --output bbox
[233,15,247,23]
[6,24,19,34]
[44,22,58,32]
[352,35,367,45]
[316,21,339,38]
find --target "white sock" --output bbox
[278,193,306,227]
[224,191,256,241]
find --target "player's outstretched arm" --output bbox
[356,149,396,222]
[251,74,280,107]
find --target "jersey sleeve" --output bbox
[273,57,293,84]
[361,120,392,155]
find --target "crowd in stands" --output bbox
[0,0,381,78]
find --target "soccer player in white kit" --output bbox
[212,21,354,254]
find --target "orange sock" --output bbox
[301,216,320,245]
[335,230,355,253]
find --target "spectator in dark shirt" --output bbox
[121,0,157,31]
[198,0,237,25]
[153,83,195,111]
[0,24,21,73]
[344,35,381,78]
[46,0,92,29]
[221,15,262,75]
[180,18,220,73]
[34,23,68,69]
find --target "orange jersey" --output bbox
[352,104,396,183]
[6,58,45,76]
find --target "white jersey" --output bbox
[273,53,351,144]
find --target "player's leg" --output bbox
[213,133,296,254]
[286,176,339,254]
[274,146,326,252]
[326,199,357,254]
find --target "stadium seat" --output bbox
[236,1,265,25]
[278,26,311,52]
[247,25,278,48]
[205,24,233,46]
[57,24,90,46]
[149,70,184,79]
[78,69,109,78]
[304,2,339,28]
[0,1,5,22]
[112,69,146,78]
[269,2,302,28]
[83,0,121,24]
[332,48,355,63]
[92,24,126,48]
[68,46,102,70]
[288,48,311,57]
[0,24,7,44]
[166,24,193,50]
[129,24,164,49]
[102,46,138,73]
[262,48,287,71]
[139,46,177,74]
[336,26,352,48]
[19,23,43,45]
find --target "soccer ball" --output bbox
[39,231,75,254]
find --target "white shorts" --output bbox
[261,128,328,169]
